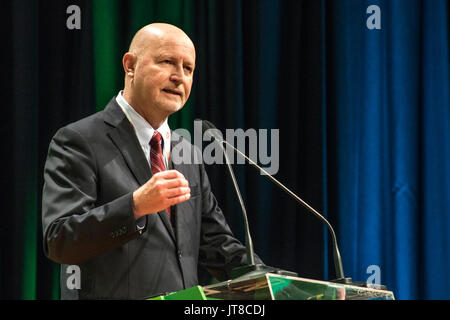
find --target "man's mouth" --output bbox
[162,88,182,97]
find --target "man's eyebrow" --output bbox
[154,53,170,60]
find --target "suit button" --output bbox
[178,250,182,259]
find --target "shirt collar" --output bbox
[116,91,171,155]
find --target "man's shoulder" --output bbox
[52,110,106,144]
[66,110,105,131]
[54,98,121,139]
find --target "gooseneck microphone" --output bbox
[197,119,351,283]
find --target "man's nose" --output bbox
[169,65,184,84]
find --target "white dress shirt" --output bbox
[116,91,171,168]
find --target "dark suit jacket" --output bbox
[42,98,254,299]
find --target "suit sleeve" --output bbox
[41,126,142,265]
[197,161,264,281]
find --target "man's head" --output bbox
[122,23,196,128]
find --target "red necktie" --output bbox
[150,131,171,222]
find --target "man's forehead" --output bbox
[150,38,196,62]
[158,37,194,49]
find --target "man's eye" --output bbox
[161,59,173,65]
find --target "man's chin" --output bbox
[161,102,184,116]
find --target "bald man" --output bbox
[42,23,256,300]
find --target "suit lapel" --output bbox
[103,99,151,186]
[103,98,177,243]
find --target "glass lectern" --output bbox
[149,273,395,300]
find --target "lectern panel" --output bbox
[202,273,395,300]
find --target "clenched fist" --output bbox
[132,170,191,219]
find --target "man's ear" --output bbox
[123,52,136,77]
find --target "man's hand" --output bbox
[132,170,191,219]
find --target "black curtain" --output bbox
[2,0,327,299]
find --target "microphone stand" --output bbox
[200,119,390,288]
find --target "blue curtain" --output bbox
[328,0,450,299]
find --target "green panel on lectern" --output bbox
[148,286,208,300]
[268,275,337,300]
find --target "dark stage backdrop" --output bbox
[1,0,449,300]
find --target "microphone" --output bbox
[197,119,297,279]
[197,119,351,284]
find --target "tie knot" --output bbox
[150,131,163,147]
